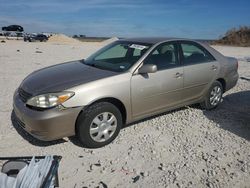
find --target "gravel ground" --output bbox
[0,41,249,188]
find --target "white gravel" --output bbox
[0,41,249,188]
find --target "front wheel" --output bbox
[201,81,223,110]
[76,102,122,148]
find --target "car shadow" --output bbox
[203,90,250,141]
[68,136,84,148]
[124,91,250,141]
[123,106,187,129]
[11,110,67,147]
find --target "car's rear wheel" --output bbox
[201,81,223,110]
[76,102,122,148]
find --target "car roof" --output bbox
[120,37,186,44]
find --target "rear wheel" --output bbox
[76,102,122,148]
[201,81,223,110]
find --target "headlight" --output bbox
[26,91,74,109]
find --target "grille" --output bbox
[18,88,32,103]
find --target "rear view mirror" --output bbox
[138,64,157,74]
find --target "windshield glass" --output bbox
[84,41,152,72]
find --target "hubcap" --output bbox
[210,86,222,106]
[90,112,117,142]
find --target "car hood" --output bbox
[20,60,118,95]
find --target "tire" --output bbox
[76,102,122,148]
[201,81,223,110]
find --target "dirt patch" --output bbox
[48,34,81,44]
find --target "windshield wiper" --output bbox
[81,59,117,72]
[81,59,97,67]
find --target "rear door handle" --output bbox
[175,72,183,78]
[211,65,218,70]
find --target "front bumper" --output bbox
[13,90,82,141]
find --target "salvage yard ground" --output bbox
[0,40,249,188]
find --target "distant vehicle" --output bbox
[13,38,239,148]
[24,34,48,42]
[41,33,53,37]
[16,32,23,37]
[2,25,24,32]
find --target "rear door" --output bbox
[179,41,219,102]
[131,42,184,118]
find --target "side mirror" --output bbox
[138,64,157,74]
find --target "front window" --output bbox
[84,41,152,72]
[144,42,179,70]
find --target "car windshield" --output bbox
[83,41,152,72]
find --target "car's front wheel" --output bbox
[76,102,122,148]
[201,81,223,110]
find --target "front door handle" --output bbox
[175,72,183,78]
[211,65,218,70]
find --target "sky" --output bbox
[0,0,250,39]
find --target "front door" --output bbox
[131,42,183,119]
